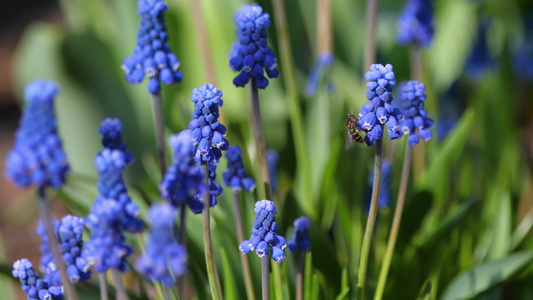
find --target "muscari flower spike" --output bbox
[5,80,69,189]
[305,51,335,97]
[359,64,403,146]
[239,200,286,263]
[466,20,496,80]
[267,149,279,193]
[397,0,434,47]
[36,216,91,284]
[365,159,392,212]
[287,217,311,252]
[136,203,187,286]
[229,4,279,89]
[223,145,255,192]
[189,83,229,163]
[83,119,143,273]
[187,162,223,214]
[399,81,434,145]
[160,129,206,212]
[12,259,63,300]
[122,0,183,94]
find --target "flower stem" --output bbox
[162,287,171,300]
[111,269,129,300]
[151,91,167,177]
[296,251,305,300]
[374,144,412,300]
[37,187,78,300]
[357,137,383,300]
[233,190,255,300]
[410,46,425,183]
[364,0,379,70]
[271,0,313,214]
[262,255,270,300]
[201,161,223,300]
[249,78,273,201]
[317,0,332,54]
[99,272,109,300]
[177,203,187,299]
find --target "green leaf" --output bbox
[442,251,533,300]
[220,248,238,300]
[304,252,313,300]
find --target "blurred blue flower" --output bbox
[365,159,392,212]
[287,216,311,252]
[5,80,69,189]
[83,119,143,273]
[122,0,183,94]
[358,64,403,146]
[189,162,223,214]
[36,216,91,284]
[239,200,286,263]
[189,83,229,163]
[136,203,187,286]
[12,259,63,300]
[399,81,434,145]
[514,16,533,79]
[397,0,434,47]
[267,149,279,193]
[161,129,206,211]
[466,20,496,80]
[305,51,335,97]
[223,145,256,192]
[229,4,279,89]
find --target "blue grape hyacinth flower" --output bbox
[161,129,206,211]
[514,16,533,79]
[188,162,223,214]
[229,4,279,89]
[189,84,229,163]
[5,80,69,189]
[36,216,91,283]
[466,20,496,80]
[359,64,403,146]
[239,200,286,263]
[399,81,434,145]
[12,259,63,300]
[397,0,434,47]
[305,51,334,97]
[223,145,256,192]
[122,0,183,94]
[365,160,392,212]
[287,217,311,252]
[267,149,279,193]
[136,203,187,286]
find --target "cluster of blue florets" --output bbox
[83,119,143,273]
[223,145,256,192]
[397,0,434,47]
[359,64,403,146]
[161,129,206,212]
[190,162,223,214]
[189,84,229,163]
[36,216,91,284]
[5,80,69,189]
[365,159,392,212]
[287,217,311,252]
[136,203,187,286]
[12,259,64,300]
[122,0,183,94]
[305,51,334,97]
[399,81,433,145]
[229,4,279,89]
[267,149,279,193]
[466,21,496,80]
[240,200,286,263]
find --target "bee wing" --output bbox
[345,130,355,150]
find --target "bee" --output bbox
[345,113,364,149]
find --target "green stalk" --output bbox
[374,144,412,300]
[249,78,273,200]
[233,191,255,300]
[151,92,167,177]
[201,161,223,300]
[111,269,129,300]
[262,255,270,300]
[296,251,305,300]
[178,203,187,300]
[410,46,425,183]
[364,0,379,70]
[37,187,78,300]
[357,138,383,300]
[99,273,109,300]
[271,0,313,214]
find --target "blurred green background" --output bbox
[1,0,533,299]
